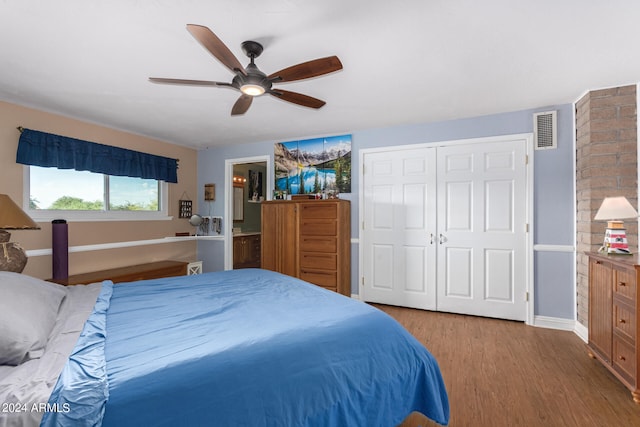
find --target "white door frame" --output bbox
[224,155,272,270]
[359,133,535,325]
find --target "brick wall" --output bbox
[575,85,638,327]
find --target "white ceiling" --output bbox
[1,1,639,150]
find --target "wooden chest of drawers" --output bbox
[587,252,640,403]
[261,199,350,295]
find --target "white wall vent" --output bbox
[533,110,557,150]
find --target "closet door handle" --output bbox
[430,233,434,245]
[439,233,446,244]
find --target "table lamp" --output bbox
[594,196,638,254]
[0,194,40,272]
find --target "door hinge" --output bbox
[361,277,365,286]
[526,291,529,302]
[525,223,529,233]
[362,221,365,230]
[525,154,529,165]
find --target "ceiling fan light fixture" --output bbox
[151,25,342,114]
[240,84,265,96]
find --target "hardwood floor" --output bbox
[374,304,640,427]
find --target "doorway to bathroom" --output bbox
[224,156,271,270]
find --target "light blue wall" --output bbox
[534,251,575,318]
[197,103,576,319]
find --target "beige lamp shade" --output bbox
[594,196,638,254]
[0,194,40,230]
[594,196,639,221]
[0,194,40,273]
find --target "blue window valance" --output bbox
[16,128,178,183]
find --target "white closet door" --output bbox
[436,139,527,321]
[361,147,437,310]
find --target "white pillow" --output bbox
[0,271,67,366]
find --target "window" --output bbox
[25,166,169,221]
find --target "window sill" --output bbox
[27,210,173,223]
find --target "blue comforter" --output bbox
[42,269,449,426]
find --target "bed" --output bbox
[0,269,449,427]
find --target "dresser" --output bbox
[587,252,640,403]
[261,199,350,296]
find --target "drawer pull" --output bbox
[619,356,626,362]
[619,319,626,324]
[301,270,332,276]
[618,281,627,287]
[595,260,602,265]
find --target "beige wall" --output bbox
[0,100,199,279]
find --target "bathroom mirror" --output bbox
[233,186,244,222]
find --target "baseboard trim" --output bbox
[349,304,589,341]
[533,316,589,343]
[574,321,588,343]
[532,315,575,331]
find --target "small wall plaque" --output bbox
[179,199,193,218]
[204,183,215,201]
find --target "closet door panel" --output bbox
[362,147,437,310]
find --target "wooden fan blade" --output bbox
[269,89,326,109]
[267,56,342,82]
[186,24,246,76]
[231,94,253,115]
[149,77,233,87]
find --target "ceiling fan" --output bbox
[149,24,343,116]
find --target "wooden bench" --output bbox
[49,260,188,285]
